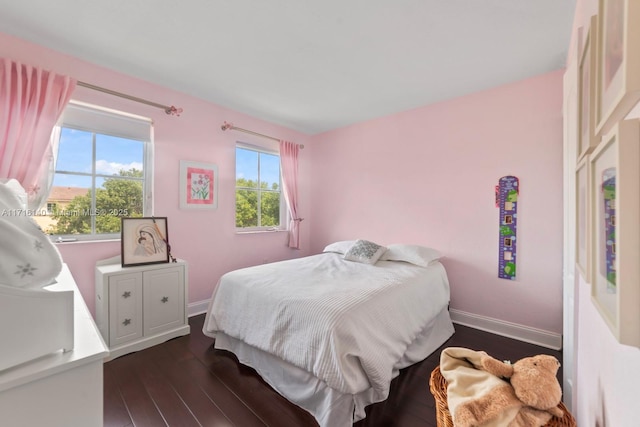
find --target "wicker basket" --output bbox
[429,366,576,427]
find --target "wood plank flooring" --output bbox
[104,314,562,427]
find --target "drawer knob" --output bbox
[123,318,131,326]
[161,296,169,303]
[122,291,131,298]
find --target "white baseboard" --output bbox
[450,309,562,350]
[188,299,210,317]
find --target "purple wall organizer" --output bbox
[496,176,519,280]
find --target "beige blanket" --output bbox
[439,347,553,427]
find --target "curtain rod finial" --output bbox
[165,106,183,116]
[221,121,233,131]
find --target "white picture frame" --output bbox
[578,15,600,161]
[595,0,640,135]
[589,119,640,347]
[575,155,590,281]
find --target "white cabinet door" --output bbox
[108,272,143,347]
[143,266,185,336]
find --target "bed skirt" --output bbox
[214,305,455,427]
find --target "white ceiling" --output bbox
[0,0,575,135]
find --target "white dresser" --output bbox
[95,256,190,361]
[0,264,109,427]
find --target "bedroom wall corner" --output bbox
[308,69,564,336]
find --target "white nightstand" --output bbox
[95,256,190,361]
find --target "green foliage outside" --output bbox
[49,171,280,233]
[235,178,280,228]
[50,169,144,234]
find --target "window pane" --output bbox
[42,104,151,241]
[39,174,92,234]
[96,134,144,176]
[235,145,283,230]
[236,189,258,227]
[261,192,280,227]
[236,148,258,188]
[260,152,280,190]
[95,178,143,234]
[55,128,93,173]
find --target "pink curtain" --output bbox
[279,140,302,249]
[0,58,76,208]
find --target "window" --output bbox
[35,102,153,241]
[235,144,283,230]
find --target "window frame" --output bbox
[235,142,286,232]
[45,102,153,242]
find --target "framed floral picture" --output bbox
[121,217,170,267]
[595,0,640,135]
[589,119,640,347]
[179,161,218,210]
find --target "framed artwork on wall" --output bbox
[575,155,590,281]
[578,15,599,161]
[121,217,170,267]
[595,0,640,135]
[179,161,218,210]
[589,119,640,347]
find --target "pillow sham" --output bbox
[379,244,442,267]
[322,240,357,255]
[343,239,387,264]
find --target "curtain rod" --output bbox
[221,121,304,148]
[77,81,183,116]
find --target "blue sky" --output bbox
[235,147,280,188]
[54,128,280,189]
[54,127,144,188]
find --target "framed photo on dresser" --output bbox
[121,217,170,267]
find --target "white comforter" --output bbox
[203,253,450,401]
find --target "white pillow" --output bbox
[0,181,63,289]
[379,244,442,267]
[322,240,357,254]
[343,239,387,264]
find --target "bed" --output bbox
[202,241,455,426]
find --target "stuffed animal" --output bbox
[481,354,565,419]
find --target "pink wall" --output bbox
[1,33,312,315]
[308,70,565,334]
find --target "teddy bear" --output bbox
[481,354,565,421]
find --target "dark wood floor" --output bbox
[104,314,562,427]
